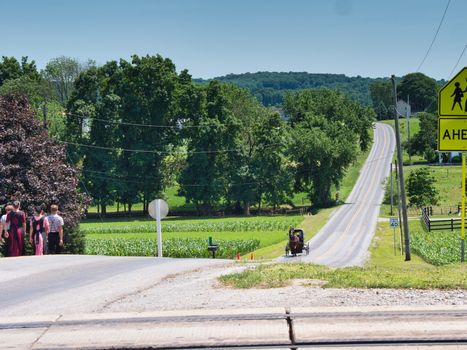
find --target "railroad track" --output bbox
[2,307,467,349]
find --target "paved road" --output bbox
[285,122,395,267]
[0,255,230,317]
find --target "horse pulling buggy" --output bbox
[285,228,309,256]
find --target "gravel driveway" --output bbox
[103,263,467,313]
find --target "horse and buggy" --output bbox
[285,228,309,256]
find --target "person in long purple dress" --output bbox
[5,201,26,257]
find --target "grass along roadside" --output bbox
[219,219,467,289]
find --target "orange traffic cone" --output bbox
[236,252,240,260]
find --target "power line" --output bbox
[64,111,281,130]
[83,171,261,188]
[65,112,187,129]
[416,0,451,72]
[59,140,284,155]
[448,44,467,78]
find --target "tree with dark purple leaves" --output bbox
[0,95,89,255]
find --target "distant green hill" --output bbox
[194,72,385,107]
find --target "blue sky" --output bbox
[0,0,465,80]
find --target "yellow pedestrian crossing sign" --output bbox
[439,67,467,117]
[437,67,467,261]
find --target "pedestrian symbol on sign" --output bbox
[451,81,466,112]
[439,67,467,116]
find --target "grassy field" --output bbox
[380,117,420,142]
[380,164,462,217]
[86,186,196,214]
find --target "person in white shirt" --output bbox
[47,204,64,254]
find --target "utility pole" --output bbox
[392,75,411,261]
[407,95,411,164]
[390,162,393,216]
[395,159,404,254]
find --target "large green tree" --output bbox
[0,56,52,114]
[406,167,438,208]
[222,84,293,214]
[43,56,94,105]
[0,56,67,149]
[82,94,121,215]
[290,115,357,207]
[179,81,239,215]
[407,112,437,162]
[398,73,438,113]
[0,56,41,86]
[116,55,181,212]
[66,55,189,214]
[370,80,392,120]
[284,89,374,151]
[284,89,373,207]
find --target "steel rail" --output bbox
[3,308,467,330]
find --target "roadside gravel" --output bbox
[103,263,466,313]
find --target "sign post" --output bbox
[437,67,467,262]
[148,199,169,258]
[462,153,466,262]
[389,217,399,256]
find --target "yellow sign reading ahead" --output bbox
[439,67,467,117]
[438,117,467,151]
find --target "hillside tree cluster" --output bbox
[1,54,375,218]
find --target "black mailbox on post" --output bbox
[207,245,219,258]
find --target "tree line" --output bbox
[369,72,442,120]
[0,55,374,216]
[195,71,444,112]
[195,71,381,107]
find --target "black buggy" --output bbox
[285,228,309,256]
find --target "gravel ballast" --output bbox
[102,264,467,312]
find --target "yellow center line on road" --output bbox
[310,124,390,262]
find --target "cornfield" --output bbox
[411,230,461,265]
[85,237,260,259]
[81,220,299,235]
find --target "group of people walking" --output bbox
[0,201,64,257]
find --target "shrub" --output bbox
[0,96,90,254]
